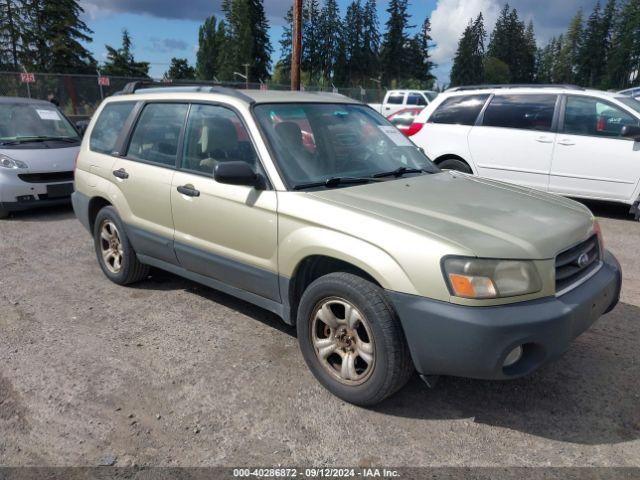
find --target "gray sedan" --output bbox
[0,96,80,218]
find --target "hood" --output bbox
[0,145,79,173]
[309,171,595,259]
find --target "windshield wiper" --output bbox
[372,167,425,178]
[0,136,79,146]
[293,176,381,191]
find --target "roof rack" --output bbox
[446,84,585,92]
[117,81,254,103]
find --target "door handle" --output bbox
[177,184,200,197]
[535,136,553,143]
[557,139,575,146]
[112,168,129,179]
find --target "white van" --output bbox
[369,90,438,116]
[408,85,640,218]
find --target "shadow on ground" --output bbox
[133,267,640,446]
[2,204,75,223]
[578,199,636,221]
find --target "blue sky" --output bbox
[80,0,598,85]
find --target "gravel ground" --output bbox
[0,200,638,467]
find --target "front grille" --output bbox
[555,235,601,294]
[18,171,74,183]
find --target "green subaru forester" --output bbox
[72,83,621,406]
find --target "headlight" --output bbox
[0,154,28,169]
[443,257,542,299]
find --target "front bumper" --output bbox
[387,251,622,380]
[0,170,73,212]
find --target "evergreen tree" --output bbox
[215,20,234,80]
[221,0,272,82]
[361,0,380,83]
[557,10,583,83]
[196,15,220,80]
[577,1,609,87]
[21,0,96,73]
[45,0,96,73]
[450,14,485,86]
[607,0,640,89]
[318,0,342,83]
[342,0,365,85]
[0,0,26,69]
[278,6,293,69]
[164,58,196,80]
[405,17,435,86]
[302,0,322,83]
[487,4,534,82]
[380,0,411,85]
[101,30,149,77]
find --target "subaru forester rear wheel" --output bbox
[297,272,414,406]
[93,206,149,285]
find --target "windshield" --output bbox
[423,91,438,101]
[253,103,436,189]
[617,96,640,115]
[0,103,79,141]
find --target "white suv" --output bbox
[408,85,640,217]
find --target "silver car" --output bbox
[0,96,81,218]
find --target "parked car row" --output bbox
[406,85,640,215]
[65,82,620,406]
[369,89,438,116]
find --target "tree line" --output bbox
[450,0,640,90]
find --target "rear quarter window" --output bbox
[386,94,405,105]
[89,102,136,154]
[428,95,489,126]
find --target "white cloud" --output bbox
[430,0,500,64]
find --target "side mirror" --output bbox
[214,161,265,189]
[75,120,89,137]
[621,124,640,141]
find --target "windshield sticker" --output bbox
[378,125,413,147]
[36,109,62,121]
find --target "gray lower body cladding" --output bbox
[387,251,622,380]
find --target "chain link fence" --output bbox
[0,72,386,121]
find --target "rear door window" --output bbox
[127,103,189,167]
[564,95,640,138]
[428,94,489,125]
[482,94,557,131]
[90,102,136,154]
[386,93,405,105]
[406,93,427,106]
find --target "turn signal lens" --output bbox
[448,273,497,298]
[594,220,604,252]
[405,122,424,137]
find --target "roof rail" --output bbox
[117,81,254,103]
[446,84,584,92]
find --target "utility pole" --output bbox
[291,0,302,91]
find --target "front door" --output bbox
[468,93,559,191]
[170,103,280,301]
[111,102,188,264]
[549,95,640,203]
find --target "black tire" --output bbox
[438,158,472,174]
[93,206,149,285]
[296,272,414,406]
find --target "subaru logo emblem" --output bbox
[577,253,589,268]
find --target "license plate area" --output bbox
[46,183,74,198]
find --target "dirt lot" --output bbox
[0,200,638,467]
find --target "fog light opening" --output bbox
[503,345,523,368]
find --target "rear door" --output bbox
[467,94,559,191]
[549,95,640,202]
[170,103,280,301]
[111,102,188,264]
[418,94,489,163]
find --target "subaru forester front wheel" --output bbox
[297,272,414,406]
